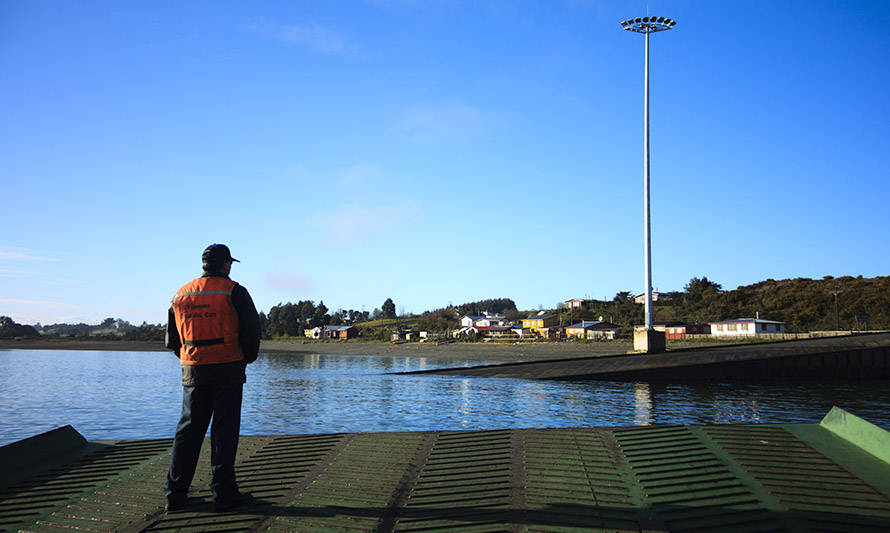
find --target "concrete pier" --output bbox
[2,408,890,532]
[409,333,890,381]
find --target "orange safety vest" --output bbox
[172,277,244,365]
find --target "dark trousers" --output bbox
[164,383,243,503]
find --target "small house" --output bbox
[521,314,559,335]
[460,312,507,328]
[536,326,562,340]
[710,318,786,337]
[633,292,667,304]
[652,321,687,332]
[566,321,600,339]
[476,315,507,327]
[485,326,517,338]
[664,324,709,340]
[566,320,622,340]
[564,298,590,310]
[392,330,421,342]
[327,325,358,340]
[304,326,323,339]
[587,325,621,340]
[460,315,484,328]
[512,326,535,338]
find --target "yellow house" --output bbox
[566,320,622,340]
[521,314,558,335]
[565,322,593,339]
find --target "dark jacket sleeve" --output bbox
[165,306,181,358]
[232,284,261,364]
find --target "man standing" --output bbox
[164,244,261,512]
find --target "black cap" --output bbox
[202,244,239,265]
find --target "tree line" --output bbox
[258,297,518,339]
[0,316,165,340]
[259,298,400,338]
[415,298,519,333]
[0,316,39,338]
[7,276,889,341]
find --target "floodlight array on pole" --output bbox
[620,16,677,34]
[621,16,676,332]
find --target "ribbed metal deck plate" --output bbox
[3,424,889,532]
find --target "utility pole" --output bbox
[831,289,842,331]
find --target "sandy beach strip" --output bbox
[0,338,653,362]
[260,339,637,362]
[1,337,728,363]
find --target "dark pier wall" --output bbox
[566,345,890,382]
[414,333,890,382]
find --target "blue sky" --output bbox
[2,0,889,325]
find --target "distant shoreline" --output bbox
[0,337,658,362]
[0,338,167,352]
[260,339,639,362]
[0,337,731,363]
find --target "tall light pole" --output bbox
[621,16,676,338]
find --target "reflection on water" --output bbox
[634,383,652,426]
[1,349,889,446]
[458,379,470,425]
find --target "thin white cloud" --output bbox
[336,164,383,187]
[363,0,455,14]
[398,102,487,143]
[0,298,82,309]
[265,272,311,292]
[364,0,419,9]
[313,203,423,243]
[250,22,351,54]
[0,248,60,262]
[0,269,35,278]
[11,312,92,325]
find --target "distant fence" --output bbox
[684,330,890,341]
[684,333,808,341]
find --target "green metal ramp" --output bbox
[2,408,889,532]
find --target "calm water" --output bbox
[1,349,889,446]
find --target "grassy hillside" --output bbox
[559,276,889,332]
[702,276,888,331]
[645,276,889,331]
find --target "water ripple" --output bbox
[1,349,888,445]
